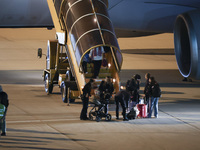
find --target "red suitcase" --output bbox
[137,104,147,118]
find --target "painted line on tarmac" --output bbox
[159,109,200,131]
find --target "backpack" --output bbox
[84,53,91,63]
[126,79,136,92]
[152,84,161,97]
[158,86,161,97]
[102,58,108,67]
[127,108,136,120]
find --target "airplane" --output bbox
[0,0,200,80]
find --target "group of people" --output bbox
[0,85,9,136]
[115,74,142,121]
[123,73,161,119]
[80,76,114,120]
[80,72,161,121]
[144,73,161,118]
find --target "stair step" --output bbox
[85,72,111,79]
[85,78,103,84]
[100,67,110,73]
[58,69,68,74]
[58,63,69,69]
[86,68,109,73]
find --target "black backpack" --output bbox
[127,108,136,120]
[152,84,161,97]
[126,79,136,92]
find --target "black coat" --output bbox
[82,82,92,98]
[115,90,130,102]
[99,81,114,95]
[149,83,161,97]
[126,79,136,92]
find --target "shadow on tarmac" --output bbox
[1,70,200,88]
[0,128,95,150]
[120,69,200,88]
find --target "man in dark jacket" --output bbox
[126,74,141,104]
[80,79,94,120]
[99,76,114,98]
[115,90,130,121]
[0,85,9,136]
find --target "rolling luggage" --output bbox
[137,104,147,118]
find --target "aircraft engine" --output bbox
[174,10,200,80]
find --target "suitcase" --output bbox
[137,104,147,118]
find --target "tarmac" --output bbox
[0,28,200,150]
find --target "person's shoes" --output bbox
[116,117,119,120]
[182,78,187,81]
[123,118,129,121]
[1,132,6,136]
[82,117,89,120]
[147,115,151,118]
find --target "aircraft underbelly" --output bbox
[0,0,53,27]
[0,0,199,32]
[108,1,196,33]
